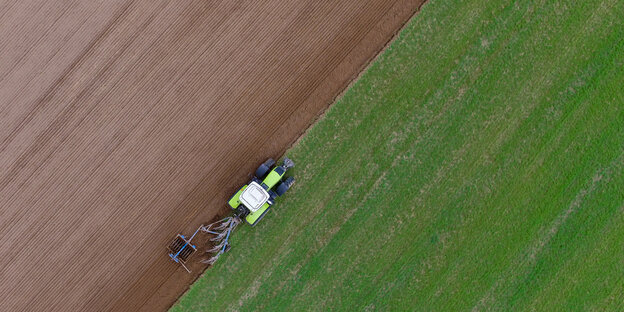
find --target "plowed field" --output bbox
[0,0,423,311]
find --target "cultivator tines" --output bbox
[213,218,235,231]
[209,230,228,242]
[206,241,226,254]
[199,216,239,265]
[203,255,220,265]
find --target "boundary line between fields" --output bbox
[286,0,430,152]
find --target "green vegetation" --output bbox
[173,0,624,310]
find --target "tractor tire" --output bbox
[255,158,275,178]
[275,177,295,196]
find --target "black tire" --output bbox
[264,158,276,168]
[275,177,295,196]
[255,158,275,178]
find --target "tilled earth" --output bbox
[0,0,423,310]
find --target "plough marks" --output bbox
[0,0,423,311]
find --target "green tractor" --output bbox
[169,157,295,268]
[228,157,295,226]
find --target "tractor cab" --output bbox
[239,181,270,213]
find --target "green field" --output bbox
[173,0,624,310]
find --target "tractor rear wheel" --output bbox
[276,177,295,196]
[255,158,275,178]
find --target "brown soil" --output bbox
[0,0,424,311]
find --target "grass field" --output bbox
[172,0,624,310]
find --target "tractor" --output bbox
[168,157,295,270]
[229,157,295,226]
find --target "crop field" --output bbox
[174,0,624,310]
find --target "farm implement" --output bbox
[168,157,295,271]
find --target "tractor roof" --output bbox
[240,182,269,213]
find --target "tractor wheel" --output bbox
[255,158,275,178]
[275,177,295,196]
